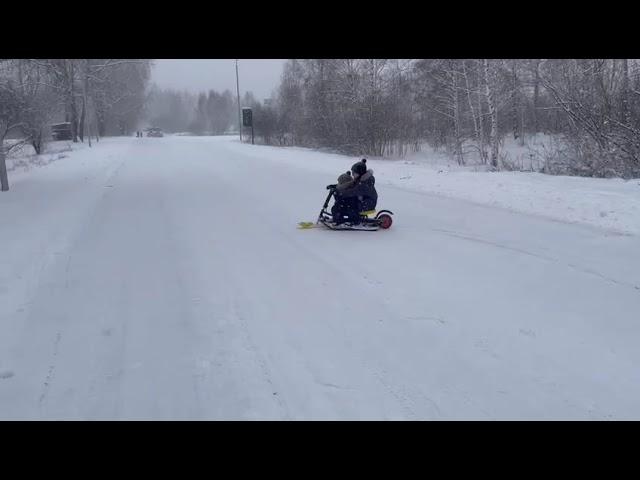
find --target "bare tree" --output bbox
[0,81,27,191]
[483,59,500,169]
[226,58,640,178]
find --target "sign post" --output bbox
[235,59,242,142]
[242,107,254,145]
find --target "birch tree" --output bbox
[483,59,500,169]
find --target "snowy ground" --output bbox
[1,135,639,420]
[4,139,89,175]
[226,137,640,236]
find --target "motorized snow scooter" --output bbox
[298,184,393,231]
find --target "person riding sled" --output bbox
[331,159,377,225]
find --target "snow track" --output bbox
[1,136,639,419]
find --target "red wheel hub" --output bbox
[379,214,393,229]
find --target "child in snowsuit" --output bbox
[331,171,360,224]
[331,159,378,224]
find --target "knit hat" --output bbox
[351,158,367,176]
[337,171,352,185]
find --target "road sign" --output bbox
[242,108,252,127]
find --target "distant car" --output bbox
[146,128,164,138]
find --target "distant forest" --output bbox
[244,59,640,179]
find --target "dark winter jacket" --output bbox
[335,169,377,211]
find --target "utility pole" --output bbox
[235,59,242,142]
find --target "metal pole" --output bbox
[251,123,254,145]
[235,59,242,142]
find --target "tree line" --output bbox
[1,59,151,191]
[145,85,247,135]
[244,59,640,179]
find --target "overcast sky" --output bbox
[151,59,286,101]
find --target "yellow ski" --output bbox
[297,221,318,229]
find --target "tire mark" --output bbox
[232,300,292,420]
[268,229,441,419]
[429,227,640,293]
[219,211,449,420]
[38,332,62,408]
[64,255,72,289]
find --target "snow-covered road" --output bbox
[1,136,639,420]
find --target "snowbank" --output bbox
[4,140,92,175]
